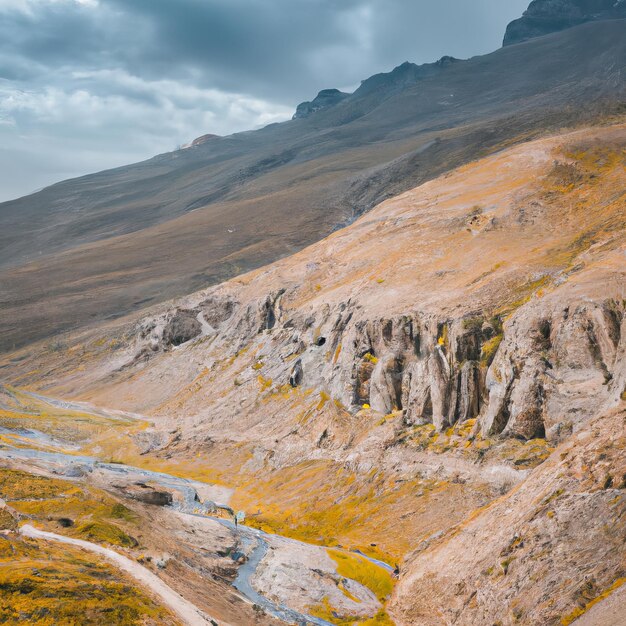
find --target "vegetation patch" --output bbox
[0,536,176,625]
[481,334,503,366]
[74,521,138,547]
[308,596,362,625]
[0,469,141,549]
[0,386,136,444]
[0,468,76,501]
[307,597,394,626]
[232,458,480,564]
[328,549,393,601]
[0,508,17,531]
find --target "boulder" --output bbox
[163,310,202,347]
[115,483,173,506]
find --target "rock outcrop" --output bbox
[162,310,202,347]
[292,89,350,119]
[503,0,626,46]
[353,57,459,98]
[114,482,174,506]
[190,133,220,147]
[292,56,461,120]
[136,292,623,445]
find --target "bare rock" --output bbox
[289,359,304,387]
[503,0,626,46]
[162,309,202,347]
[115,482,173,506]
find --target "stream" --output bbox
[0,422,390,626]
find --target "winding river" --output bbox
[0,416,391,626]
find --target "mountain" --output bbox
[2,121,624,625]
[504,0,626,45]
[0,11,624,354]
[1,2,625,623]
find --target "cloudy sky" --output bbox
[0,0,529,201]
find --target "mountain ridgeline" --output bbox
[0,3,624,351]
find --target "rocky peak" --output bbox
[180,133,221,149]
[435,55,459,67]
[191,133,220,147]
[292,88,350,120]
[503,0,626,46]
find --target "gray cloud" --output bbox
[0,0,529,201]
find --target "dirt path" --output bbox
[23,389,145,421]
[4,424,384,625]
[20,524,220,626]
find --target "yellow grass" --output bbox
[328,549,393,601]
[0,469,139,548]
[561,578,626,625]
[0,535,177,625]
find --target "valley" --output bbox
[1,120,624,624]
[0,387,396,625]
[1,2,625,624]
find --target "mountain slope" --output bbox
[1,18,624,351]
[2,122,623,613]
[389,405,626,626]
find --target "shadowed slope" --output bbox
[503,0,626,45]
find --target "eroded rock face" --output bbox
[483,300,625,441]
[198,295,236,328]
[127,285,625,445]
[503,0,626,46]
[289,359,304,387]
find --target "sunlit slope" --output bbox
[0,469,179,626]
[389,406,626,626]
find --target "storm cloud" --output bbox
[0,0,529,201]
